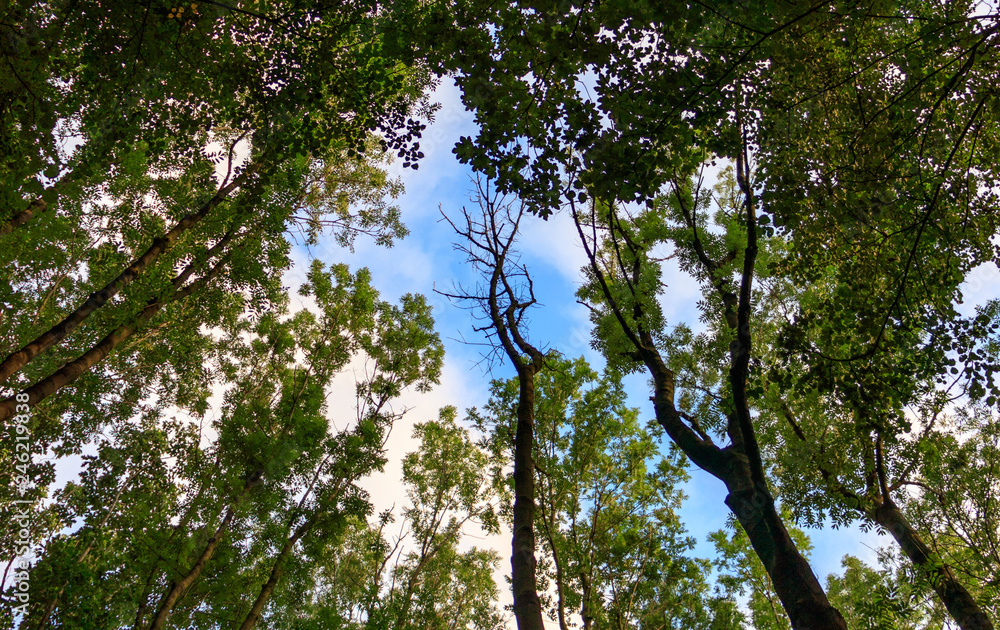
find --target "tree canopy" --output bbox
[2,1,1000,629]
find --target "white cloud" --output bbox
[519,209,590,283]
[958,260,1000,316]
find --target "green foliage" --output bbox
[5,0,1000,627]
[826,552,950,630]
[574,200,673,376]
[0,0,437,505]
[2,263,445,629]
[285,408,506,630]
[898,402,1000,622]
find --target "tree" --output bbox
[281,407,506,630]
[710,509,817,630]
[0,142,419,615]
[896,399,1000,623]
[665,169,995,630]
[0,0,435,570]
[826,553,949,630]
[3,0,431,232]
[474,354,739,630]
[441,178,548,630]
[569,156,846,629]
[5,260,444,629]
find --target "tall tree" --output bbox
[826,552,951,630]
[668,168,995,630]
[280,407,506,630]
[474,354,739,630]
[571,154,846,630]
[0,142,417,588]
[441,179,547,630]
[5,260,443,629]
[893,399,1000,623]
[710,509,817,630]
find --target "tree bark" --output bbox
[780,404,993,630]
[473,196,547,630]
[580,571,594,630]
[0,170,250,387]
[723,465,848,630]
[510,367,545,630]
[147,509,236,630]
[0,304,158,423]
[132,567,160,630]
[874,500,994,630]
[539,506,570,630]
[644,357,847,630]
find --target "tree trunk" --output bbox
[546,522,570,630]
[132,567,160,630]
[780,403,993,630]
[0,304,159,423]
[452,189,548,630]
[147,509,236,630]
[570,164,847,629]
[645,359,847,630]
[511,368,545,630]
[724,468,848,630]
[580,571,594,630]
[0,171,249,387]
[874,500,994,630]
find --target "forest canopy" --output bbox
[1,1,999,629]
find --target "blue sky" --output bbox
[286,78,1000,624]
